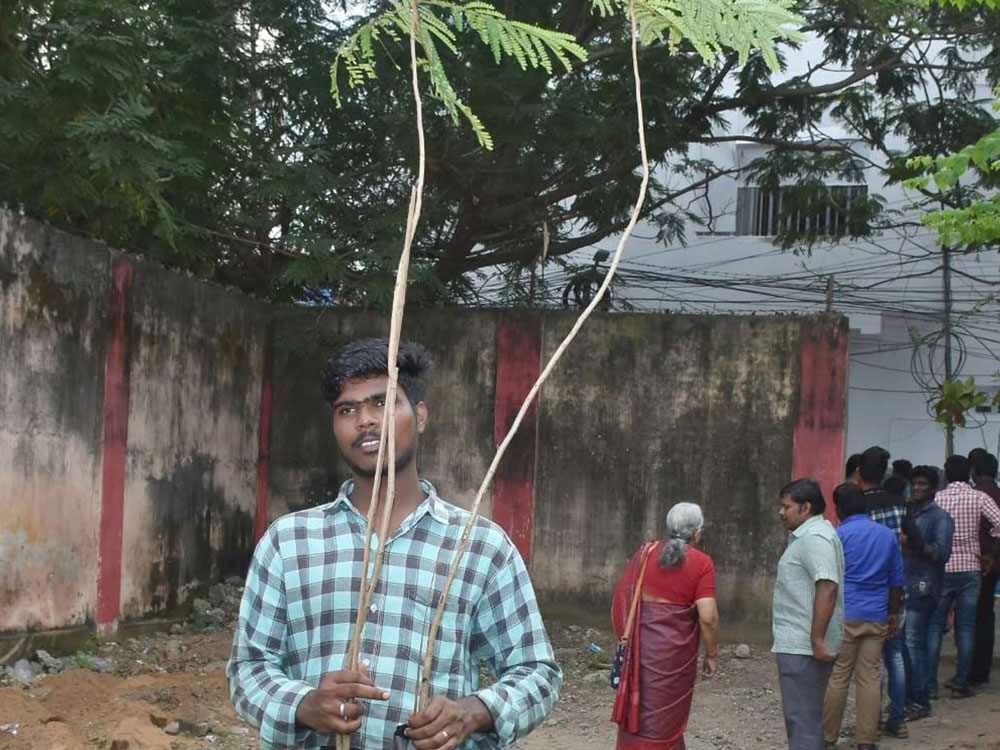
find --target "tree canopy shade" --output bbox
[3,0,1000,305]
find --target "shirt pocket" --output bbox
[405,586,469,697]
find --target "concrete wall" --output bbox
[0,215,108,631]
[532,313,803,626]
[0,210,847,637]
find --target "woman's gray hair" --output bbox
[659,502,704,569]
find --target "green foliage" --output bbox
[332,1,588,150]
[5,0,1000,305]
[591,0,805,71]
[932,377,988,430]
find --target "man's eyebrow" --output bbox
[331,393,388,410]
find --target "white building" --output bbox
[540,42,1000,467]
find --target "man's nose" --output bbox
[358,402,380,427]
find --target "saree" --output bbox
[612,546,701,750]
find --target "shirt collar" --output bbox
[840,513,869,526]
[791,514,826,538]
[331,478,450,526]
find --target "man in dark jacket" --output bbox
[903,465,954,718]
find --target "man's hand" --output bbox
[405,695,493,749]
[701,655,717,679]
[887,613,899,637]
[295,667,390,735]
[812,639,836,664]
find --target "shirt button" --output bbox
[363,658,371,667]
[370,603,377,613]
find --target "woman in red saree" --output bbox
[611,502,720,750]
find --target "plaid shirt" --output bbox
[865,490,906,548]
[227,480,561,750]
[935,482,1000,573]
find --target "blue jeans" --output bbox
[904,597,936,707]
[928,571,982,692]
[882,622,906,725]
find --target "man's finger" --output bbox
[317,698,367,722]
[317,682,391,701]
[406,712,453,741]
[320,669,376,687]
[411,724,461,750]
[407,696,447,728]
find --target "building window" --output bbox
[735,185,868,237]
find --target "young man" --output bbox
[845,454,862,483]
[823,483,904,750]
[902,465,953,719]
[227,339,562,749]
[967,453,1000,686]
[928,454,1000,698]
[856,446,920,738]
[773,479,845,750]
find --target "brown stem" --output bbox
[418,0,651,709]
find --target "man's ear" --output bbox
[415,401,428,434]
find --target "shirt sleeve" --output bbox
[470,543,563,749]
[889,535,905,588]
[981,493,1000,538]
[694,554,717,601]
[226,526,317,749]
[801,534,841,584]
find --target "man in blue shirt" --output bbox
[823,483,904,750]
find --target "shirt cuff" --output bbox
[474,684,517,748]
[261,679,318,749]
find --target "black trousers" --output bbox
[969,568,1000,684]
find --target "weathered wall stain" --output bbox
[145,455,253,612]
[0,213,108,632]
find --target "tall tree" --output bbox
[3,1,1000,304]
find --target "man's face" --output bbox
[910,476,935,504]
[331,375,427,479]
[779,494,811,531]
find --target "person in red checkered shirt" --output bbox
[927,455,1000,698]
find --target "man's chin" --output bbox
[344,452,414,479]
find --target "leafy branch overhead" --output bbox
[331,1,589,149]
[591,0,805,72]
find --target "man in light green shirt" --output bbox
[772,479,845,750]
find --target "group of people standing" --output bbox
[773,446,1000,750]
[610,445,1000,750]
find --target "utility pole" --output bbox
[942,244,954,457]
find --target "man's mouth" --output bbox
[354,434,382,454]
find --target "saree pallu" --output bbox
[612,600,700,750]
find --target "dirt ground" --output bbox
[2,620,999,750]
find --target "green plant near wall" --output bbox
[932,376,989,449]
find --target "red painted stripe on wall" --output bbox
[254,323,274,541]
[97,256,134,629]
[791,317,849,522]
[491,313,542,564]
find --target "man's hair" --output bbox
[972,452,999,479]
[845,453,862,479]
[883,476,906,496]
[969,447,989,464]
[834,482,868,518]
[944,454,972,484]
[859,446,891,484]
[892,459,913,478]
[780,478,826,516]
[909,465,940,486]
[321,338,433,407]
